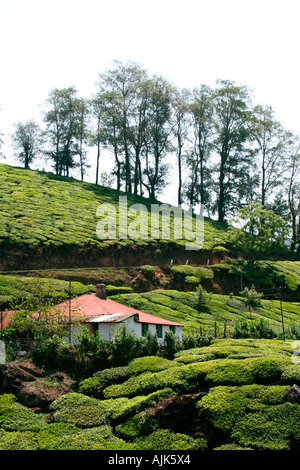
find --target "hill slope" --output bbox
[0,164,230,270]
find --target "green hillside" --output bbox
[111,289,300,337]
[0,163,228,253]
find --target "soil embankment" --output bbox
[0,242,225,271]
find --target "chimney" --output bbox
[96,283,107,300]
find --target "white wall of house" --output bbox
[95,317,182,343]
[64,317,182,345]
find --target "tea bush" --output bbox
[79,366,131,397]
[197,384,289,432]
[0,430,38,450]
[36,423,128,450]
[128,356,177,374]
[0,394,47,432]
[49,389,173,428]
[133,429,207,450]
[231,403,300,450]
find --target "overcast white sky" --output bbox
[0,0,299,203]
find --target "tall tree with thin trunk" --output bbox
[90,92,105,185]
[76,97,90,181]
[252,105,293,207]
[97,60,147,193]
[11,120,43,169]
[286,140,300,251]
[187,84,214,210]
[43,87,80,176]
[213,80,253,222]
[142,76,173,199]
[171,87,191,206]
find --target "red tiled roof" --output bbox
[56,293,184,327]
[0,311,15,329]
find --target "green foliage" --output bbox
[161,330,181,359]
[231,403,300,450]
[213,259,300,292]
[2,338,300,450]
[133,429,207,450]
[0,394,47,432]
[197,384,289,432]
[49,390,173,427]
[79,366,131,398]
[0,430,38,450]
[31,335,79,372]
[111,288,300,337]
[140,265,155,273]
[0,164,229,251]
[228,203,290,265]
[233,317,278,339]
[240,284,263,307]
[36,423,132,450]
[192,285,212,310]
[171,265,213,282]
[108,324,146,367]
[128,356,176,374]
[0,274,94,309]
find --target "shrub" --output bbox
[197,384,289,432]
[108,325,145,366]
[36,423,125,450]
[79,366,130,398]
[231,403,300,450]
[31,335,80,372]
[133,429,207,450]
[0,394,47,432]
[161,330,181,359]
[0,430,38,450]
[180,331,213,350]
[49,390,173,428]
[171,265,213,282]
[191,286,212,310]
[49,393,110,428]
[36,422,79,450]
[140,265,155,273]
[115,414,147,441]
[128,356,176,375]
[233,317,278,339]
[185,276,200,284]
[205,357,289,386]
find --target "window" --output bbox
[141,323,148,336]
[156,324,163,338]
[169,325,176,334]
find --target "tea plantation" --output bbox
[111,289,300,336]
[1,339,300,450]
[0,163,228,251]
[0,163,299,453]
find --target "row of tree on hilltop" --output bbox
[0,60,299,241]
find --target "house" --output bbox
[56,284,184,344]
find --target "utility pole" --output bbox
[69,281,72,344]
